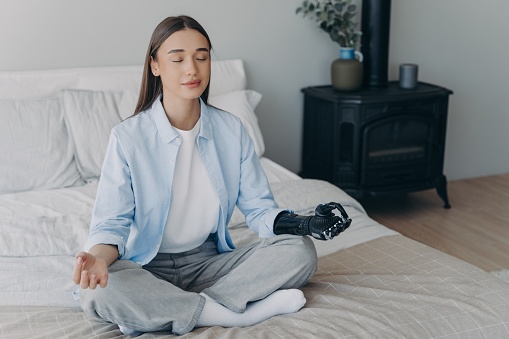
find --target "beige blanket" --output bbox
[3,235,509,338]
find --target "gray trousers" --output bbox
[80,234,318,335]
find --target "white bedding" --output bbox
[0,158,396,308]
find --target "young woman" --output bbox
[73,15,350,336]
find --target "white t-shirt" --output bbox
[159,119,220,253]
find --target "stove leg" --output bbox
[435,175,451,209]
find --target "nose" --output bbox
[185,59,197,76]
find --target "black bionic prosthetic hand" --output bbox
[273,202,352,241]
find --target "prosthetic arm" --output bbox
[273,202,352,241]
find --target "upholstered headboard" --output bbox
[0,59,248,100]
[0,59,265,194]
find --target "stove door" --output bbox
[361,115,436,187]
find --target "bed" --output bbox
[1,59,509,338]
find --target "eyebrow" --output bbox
[168,47,209,54]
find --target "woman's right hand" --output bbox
[72,251,109,289]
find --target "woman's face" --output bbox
[151,28,211,102]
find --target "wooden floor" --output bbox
[360,173,509,272]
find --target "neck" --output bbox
[161,94,201,131]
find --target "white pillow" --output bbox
[208,90,265,157]
[244,89,263,110]
[209,59,247,97]
[61,89,124,180]
[117,89,139,120]
[0,96,83,194]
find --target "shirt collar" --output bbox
[150,96,213,144]
[198,98,213,141]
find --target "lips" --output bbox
[182,80,201,88]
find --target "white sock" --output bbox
[195,289,306,328]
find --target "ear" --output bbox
[150,56,159,77]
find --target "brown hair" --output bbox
[133,15,212,115]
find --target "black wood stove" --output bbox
[300,83,453,208]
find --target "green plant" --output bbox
[296,0,362,49]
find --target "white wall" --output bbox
[1,0,508,180]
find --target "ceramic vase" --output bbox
[331,48,364,91]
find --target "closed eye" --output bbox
[196,53,209,61]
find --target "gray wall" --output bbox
[389,0,509,180]
[1,0,508,180]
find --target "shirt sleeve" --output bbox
[235,123,288,238]
[84,130,134,259]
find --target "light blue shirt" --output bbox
[84,98,284,265]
